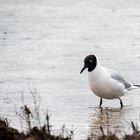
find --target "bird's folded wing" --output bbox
[108,69,132,89]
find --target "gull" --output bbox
[80,54,140,108]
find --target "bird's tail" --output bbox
[127,84,140,91]
[134,84,140,88]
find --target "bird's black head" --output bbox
[80,54,97,73]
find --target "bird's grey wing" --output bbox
[108,69,132,89]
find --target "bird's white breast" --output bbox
[88,67,126,99]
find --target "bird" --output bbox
[80,54,140,108]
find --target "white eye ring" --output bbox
[89,60,93,63]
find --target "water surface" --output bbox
[0,0,140,139]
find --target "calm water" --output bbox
[0,0,140,139]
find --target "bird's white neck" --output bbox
[88,59,102,81]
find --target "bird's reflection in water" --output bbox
[88,107,128,139]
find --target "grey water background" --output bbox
[0,0,140,139]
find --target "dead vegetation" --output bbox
[1,106,140,140]
[1,88,140,140]
[0,104,73,140]
[0,114,73,140]
[0,87,73,140]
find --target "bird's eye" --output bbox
[89,60,93,63]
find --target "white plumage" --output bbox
[80,54,139,108]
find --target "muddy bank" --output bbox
[1,117,140,140]
[0,117,72,140]
[0,104,73,140]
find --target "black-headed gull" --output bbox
[80,54,140,108]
